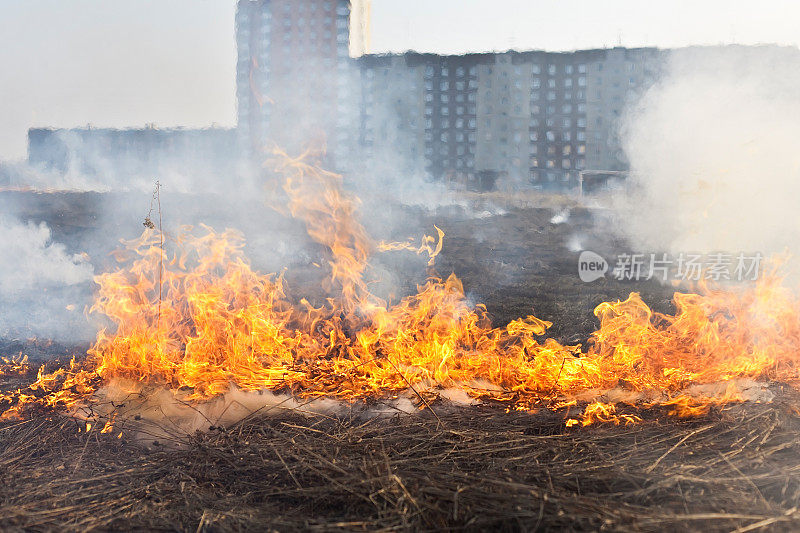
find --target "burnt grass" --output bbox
[0,194,789,531]
[3,398,800,531]
[428,205,677,344]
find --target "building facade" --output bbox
[234,1,664,190]
[356,48,663,190]
[27,126,238,190]
[236,0,369,166]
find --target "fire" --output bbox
[2,152,800,427]
[0,355,32,377]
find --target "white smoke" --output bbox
[620,45,800,270]
[0,217,92,293]
[0,216,94,340]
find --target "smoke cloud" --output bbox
[620,45,800,270]
[0,215,94,340]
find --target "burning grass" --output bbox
[2,152,800,529]
[3,397,800,531]
[3,152,800,426]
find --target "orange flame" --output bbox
[2,153,800,427]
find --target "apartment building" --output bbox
[232,2,668,190]
[236,0,369,167]
[355,48,662,189]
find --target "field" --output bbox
[0,192,790,531]
[3,398,800,531]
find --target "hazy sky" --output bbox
[1,0,799,160]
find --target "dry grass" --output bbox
[3,390,800,532]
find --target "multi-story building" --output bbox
[234,2,666,191]
[26,4,664,193]
[355,48,663,190]
[27,126,238,190]
[584,47,662,175]
[235,0,370,167]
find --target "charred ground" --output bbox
[0,190,750,532]
[3,395,800,531]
